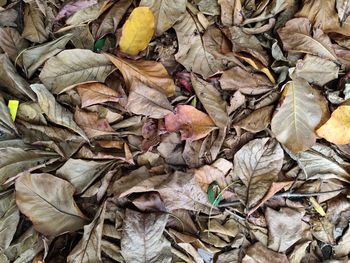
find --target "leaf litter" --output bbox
[0,0,349,262]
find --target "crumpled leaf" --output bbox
[22,34,73,78]
[15,173,88,236]
[0,95,17,134]
[242,242,289,263]
[76,82,120,108]
[334,223,350,258]
[293,55,339,86]
[316,105,350,145]
[140,0,186,36]
[266,207,305,252]
[31,84,89,142]
[39,49,115,94]
[0,27,29,63]
[277,17,337,61]
[22,2,48,43]
[271,79,322,153]
[119,7,154,55]
[127,81,173,119]
[220,67,274,95]
[336,0,350,22]
[66,1,103,26]
[104,53,175,96]
[218,0,243,26]
[233,138,284,209]
[173,11,224,78]
[57,159,112,194]
[0,191,19,250]
[121,209,172,263]
[67,203,106,263]
[0,8,17,27]
[311,217,335,244]
[165,105,217,141]
[0,54,36,101]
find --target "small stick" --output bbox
[275,188,346,198]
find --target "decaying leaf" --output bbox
[271,79,322,153]
[0,27,29,63]
[235,105,274,133]
[15,173,88,236]
[242,242,289,263]
[22,2,48,43]
[119,7,154,56]
[165,105,217,141]
[121,209,172,263]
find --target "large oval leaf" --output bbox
[39,49,115,94]
[15,173,88,236]
[271,78,322,153]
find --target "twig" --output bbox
[225,209,246,221]
[217,200,241,208]
[275,188,346,198]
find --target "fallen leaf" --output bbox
[22,2,48,43]
[15,173,88,236]
[266,207,305,252]
[316,106,350,145]
[140,0,186,36]
[235,105,274,133]
[173,10,224,78]
[0,54,36,101]
[0,95,16,134]
[0,192,19,250]
[288,241,311,263]
[67,203,106,263]
[242,242,289,263]
[31,84,89,142]
[121,209,172,263]
[218,0,243,26]
[66,1,103,26]
[95,0,131,39]
[164,105,217,141]
[311,217,335,244]
[219,67,274,95]
[39,49,115,94]
[277,17,337,61]
[293,55,339,86]
[56,159,112,194]
[336,0,350,22]
[104,53,175,96]
[271,79,323,153]
[0,27,28,63]
[76,82,120,108]
[119,7,154,55]
[233,138,284,209]
[55,0,97,22]
[334,223,350,258]
[22,34,73,78]
[126,81,173,119]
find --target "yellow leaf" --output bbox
[237,54,276,84]
[309,197,326,217]
[316,106,350,145]
[119,7,155,55]
[8,100,19,121]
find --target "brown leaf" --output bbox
[126,81,173,119]
[235,105,274,133]
[0,27,28,63]
[220,67,274,95]
[242,242,289,263]
[104,53,175,97]
[15,173,88,236]
[22,2,48,43]
[334,223,350,258]
[233,138,284,209]
[164,105,217,141]
[277,17,337,61]
[266,207,305,252]
[311,217,335,244]
[121,209,172,263]
[218,0,243,26]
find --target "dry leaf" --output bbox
[242,242,289,263]
[235,105,274,133]
[140,0,186,36]
[316,106,350,145]
[121,209,171,263]
[22,2,48,43]
[119,7,155,55]
[164,105,217,141]
[271,79,322,153]
[40,49,115,94]
[104,53,175,96]
[15,173,88,236]
[0,27,28,63]
[233,138,284,209]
